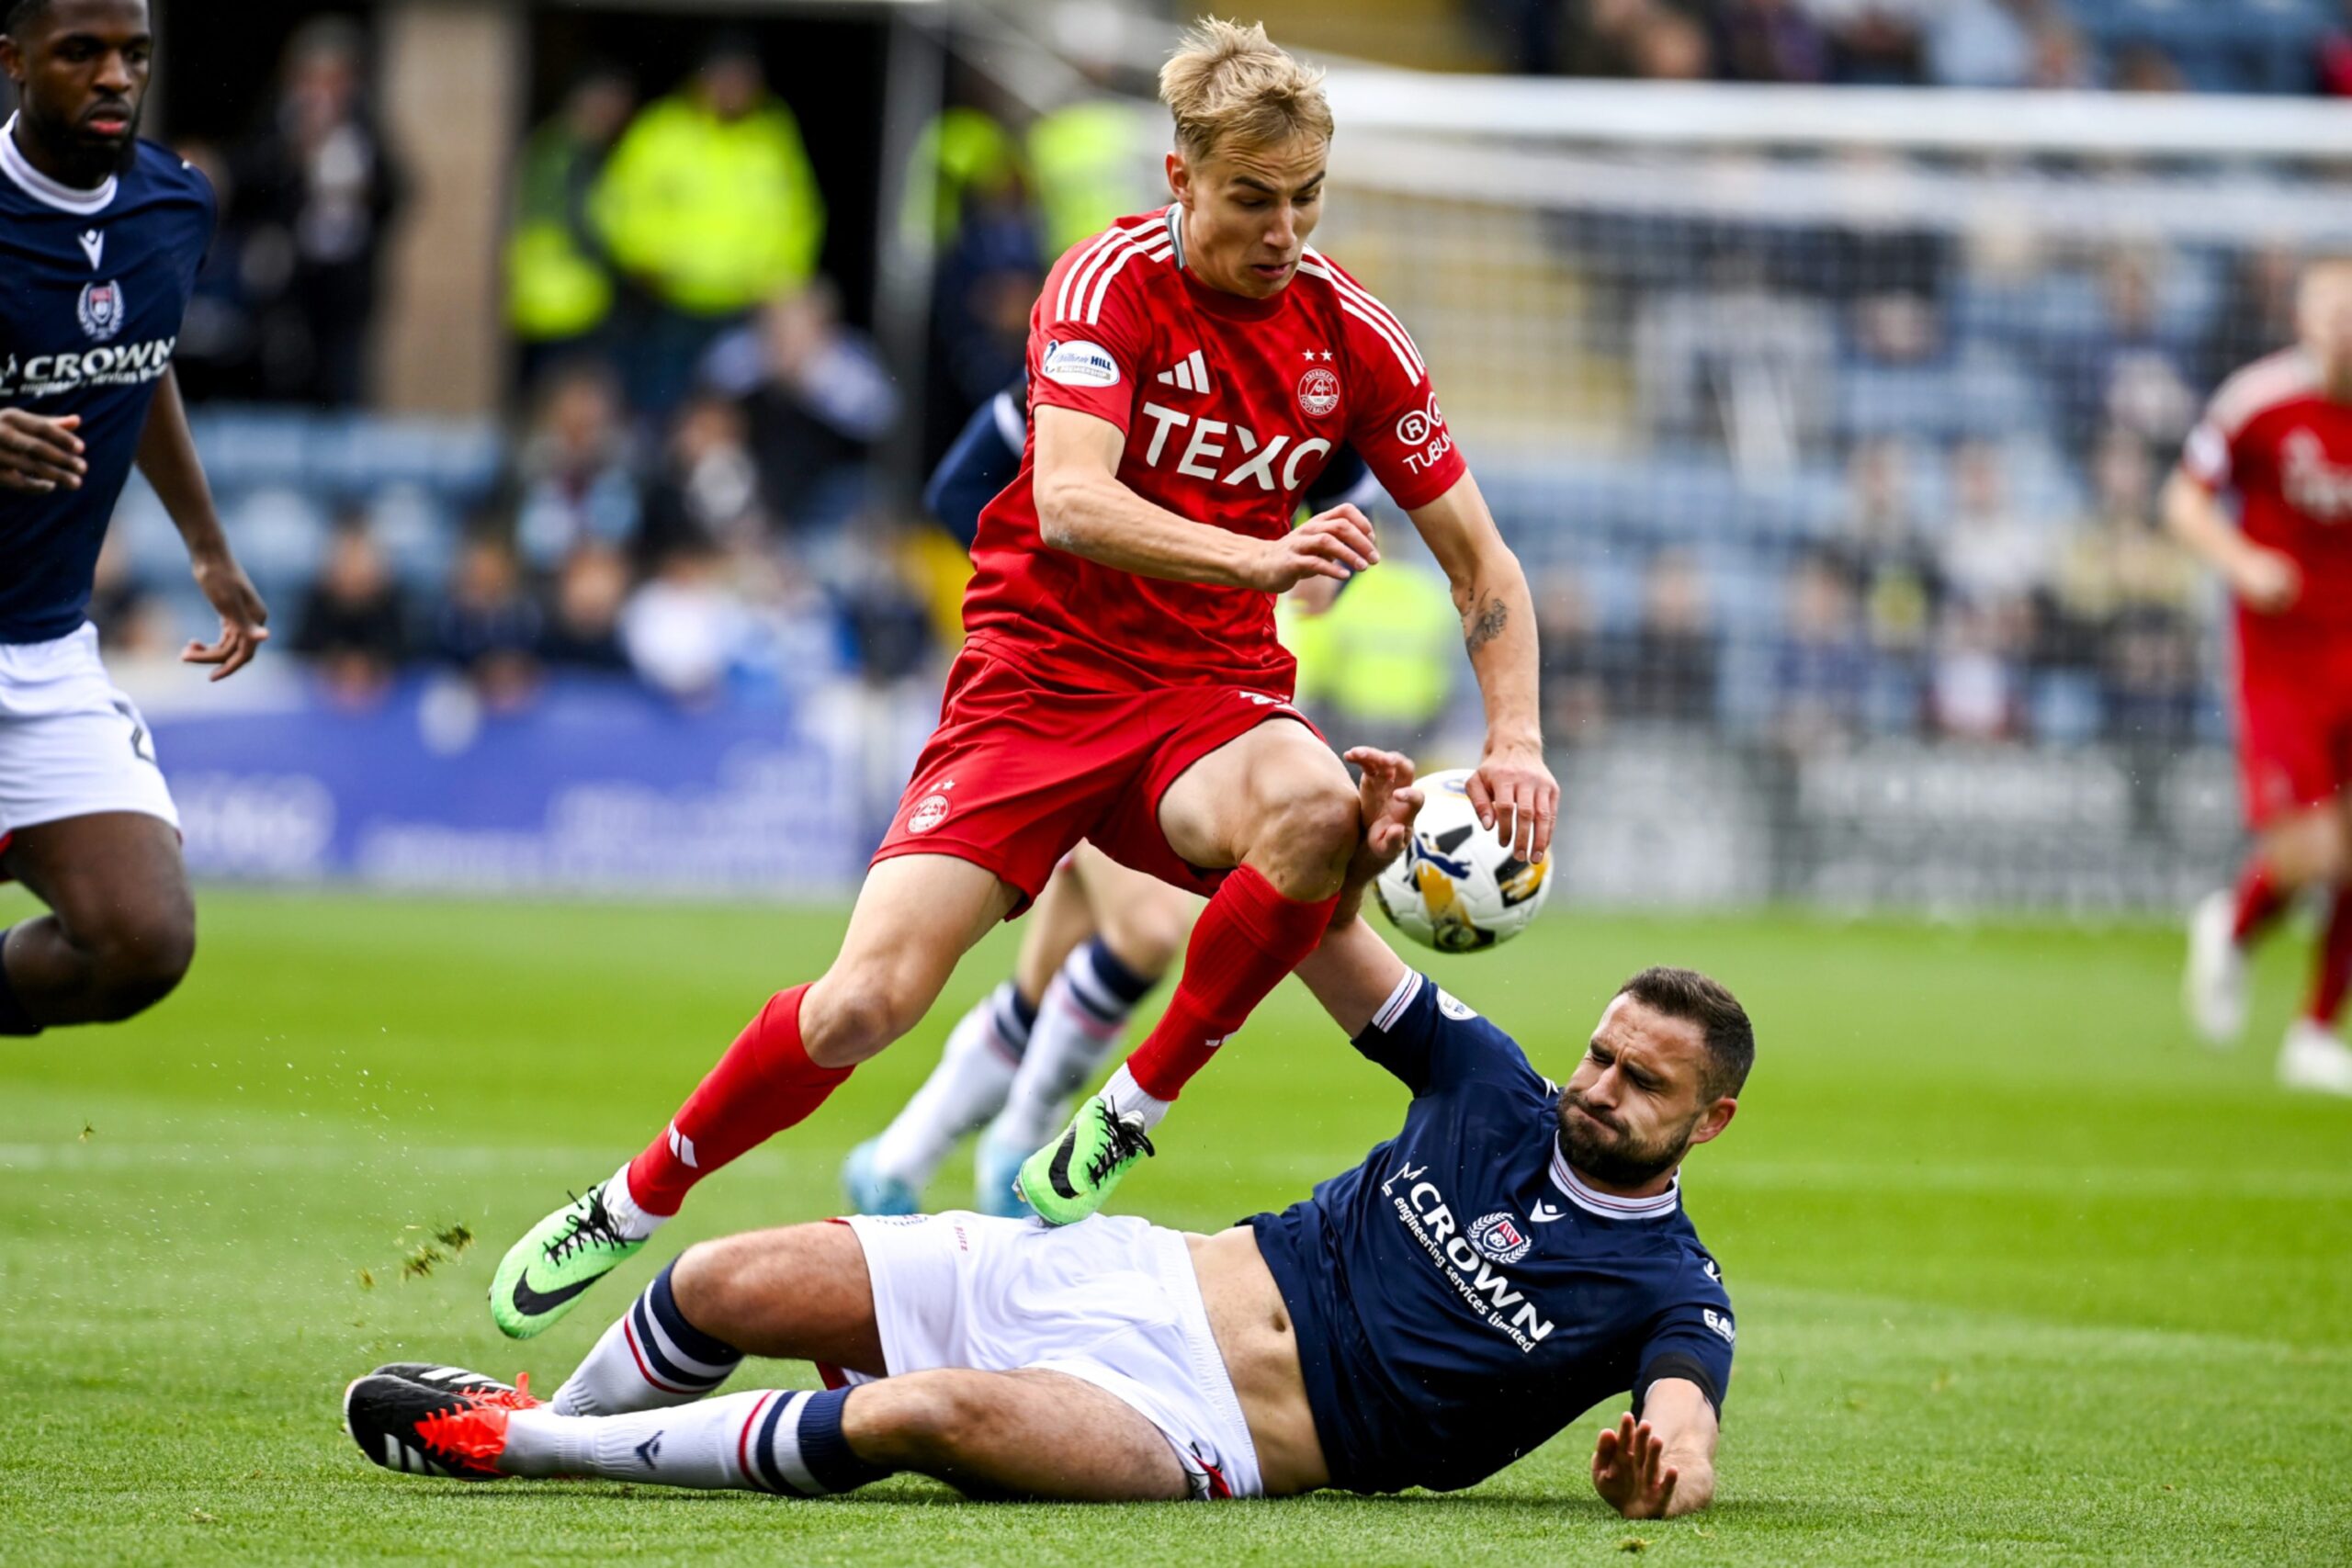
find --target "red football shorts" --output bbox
[2234,637,2352,829]
[872,647,1321,915]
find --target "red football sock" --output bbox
[1123,865,1339,1103]
[2233,857,2288,945]
[2305,885,2352,1026]
[625,983,851,1216]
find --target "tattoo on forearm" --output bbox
[1465,597,1509,654]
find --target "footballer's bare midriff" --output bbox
[1186,1226,1329,1495]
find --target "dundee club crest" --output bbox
[77,278,127,342]
[1469,1211,1533,1265]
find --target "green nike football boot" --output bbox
[1015,1094,1156,1226]
[489,1183,644,1339]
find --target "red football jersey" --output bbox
[2183,346,2352,660]
[963,204,1469,694]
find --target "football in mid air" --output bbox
[1373,768,1552,953]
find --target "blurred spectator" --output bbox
[594,33,825,415]
[2071,249,2197,447]
[537,544,632,672]
[1617,551,1720,724]
[1295,540,1461,759]
[88,532,175,660]
[293,515,410,707]
[1536,570,1608,741]
[435,536,542,710]
[2204,245,2301,389]
[1715,0,1829,84]
[1938,439,2046,612]
[622,543,750,705]
[1835,437,1938,735]
[2024,12,2093,89]
[1476,0,1567,74]
[232,18,404,407]
[1630,6,1713,79]
[1924,0,2035,88]
[2043,429,2200,743]
[170,140,266,402]
[1930,600,2028,742]
[2110,42,2185,95]
[836,543,939,687]
[513,360,642,575]
[1802,0,1928,84]
[700,281,900,539]
[903,101,1026,257]
[509,66,638,382]
[640,395,769,564]
[1770,552,1871,750]
[1027,96,1158,257]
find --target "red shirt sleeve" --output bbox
[1025,225,1159,437]
[2181,411,2236,491]
[1317,257,1467,511]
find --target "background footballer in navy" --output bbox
[342,753,1748,1519]
[0,0,269,1037]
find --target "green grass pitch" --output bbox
[3,887,2349,1565]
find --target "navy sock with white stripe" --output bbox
[988,938,1166,1147]
[503,1387,893,1495]
[869,978,1036,1189]
[552,1259,743,1417]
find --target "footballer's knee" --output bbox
[804,967,932,1066]
[2265,809,2350,888]
[1245,771,1361,901]
[843,1372,989,1468]
[665,1230,804,1345]
[1101,888,1191,976]
[78,906,196,1021]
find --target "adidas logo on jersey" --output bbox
[1155,349,1211,394]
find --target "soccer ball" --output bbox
[1372,768,1553,953]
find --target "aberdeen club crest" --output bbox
[77,278,127,342]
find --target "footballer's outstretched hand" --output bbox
[0,410,87,492]
[1337,747,1421,924]
[1466,741,1557,864]
[1249,503,1378,592]
[1590,1414,1681,1520]
[183,552,270,681]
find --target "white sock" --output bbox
[986,947,1151,1148]
[600,1163,665,1244]
[552,1260,743,1417]
[1097,1063,1174,1133]
[869,982,1030,1188]
[505,1388,888,1495]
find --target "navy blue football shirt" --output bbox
[0,118,214,644]
[1250,971,1736,1495]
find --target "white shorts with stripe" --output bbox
[841,1211,1262,1499]
[0,624,176,856]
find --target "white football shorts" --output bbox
[842,1211,1263,1499]
[0,623,177,853]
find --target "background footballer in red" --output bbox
[489,20,1558,1334]
[2171,255,2352,1095]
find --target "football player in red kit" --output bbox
[489,19,1556,1336]
[2172,256,2352,1095]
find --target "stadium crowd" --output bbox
[51,4,2332,760]
[1471,0,2348,95]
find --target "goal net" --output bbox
[1297,74,2352,912]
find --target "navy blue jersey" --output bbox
[922,373,1379,549]
[0,124,214,644]
[1250,972,1736,1495]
